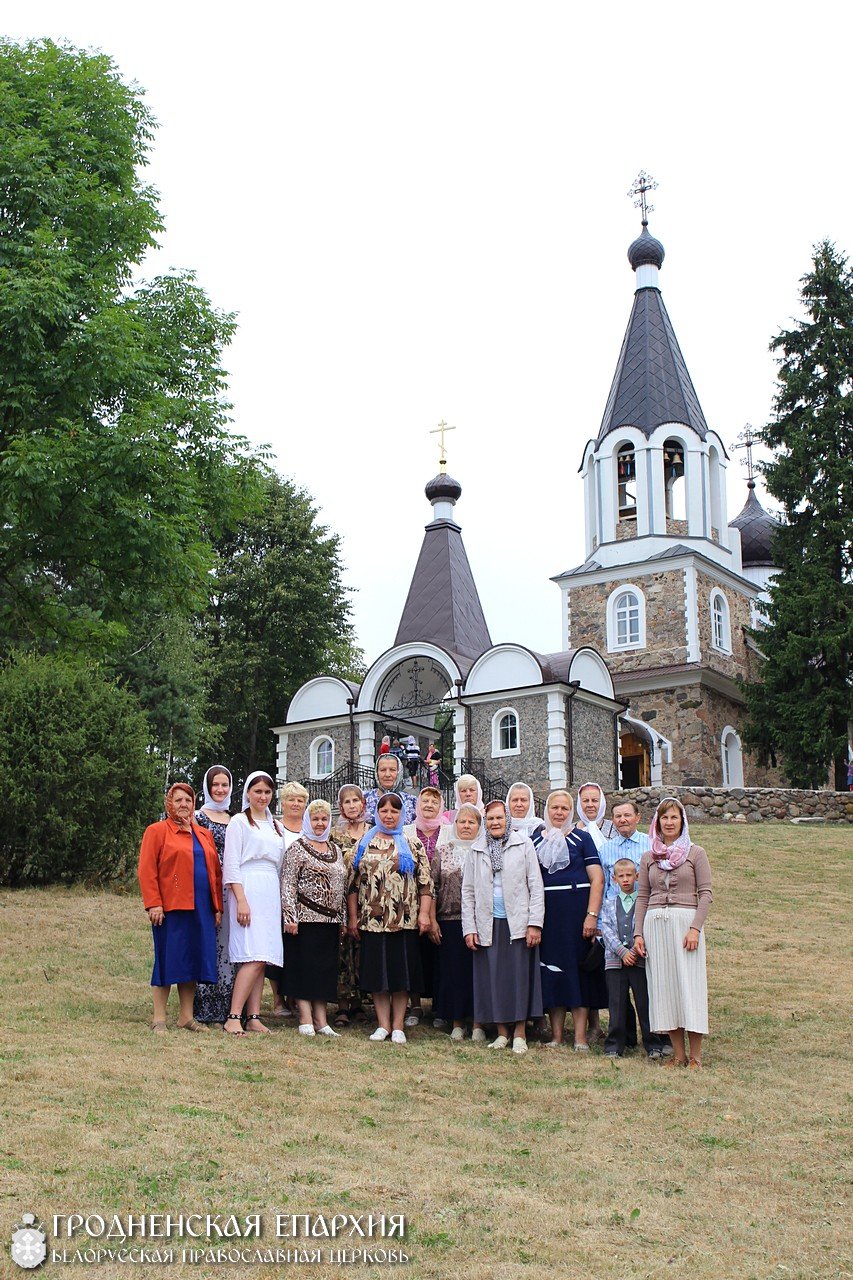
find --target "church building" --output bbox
[274,197,779,798]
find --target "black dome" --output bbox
[628,225,665,271]
[729,486,778,567]
[425,473,462,504]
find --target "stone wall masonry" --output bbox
[283,725,351,785]
[469,693,552,795]
[572,698,617,789]
[695,569,751,681]
[567,570,689,675]
[609,785,853,824]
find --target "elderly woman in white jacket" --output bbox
[461,799,544,1055]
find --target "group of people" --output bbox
[138,756,712,1065]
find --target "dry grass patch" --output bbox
[0,824,851,1280]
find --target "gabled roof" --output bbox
[394,519,492,664]
[597,285,709,442]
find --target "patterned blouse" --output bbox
[281,836,347,926]
[430,836,474,921]
[347,832,434,933]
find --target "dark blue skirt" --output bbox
[151,833,218,986]
[434,919,474,1022]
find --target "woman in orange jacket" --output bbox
[138,782,223,1033]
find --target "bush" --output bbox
[0,653,161,885]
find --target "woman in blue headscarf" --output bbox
[346,793,434,1045]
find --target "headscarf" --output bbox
[536,790,575,874]
[355,794,415,874]
[484,799,511,873]
[506,782,539,835]
[575,781,607,850]
[374,754,406,795]
[301,801,332,843]
[165,782,195,828]
[449,803,481,869]
[415,788,444,836]
[242,770,276,823]
[201,765,232,814]
[649,797,692,870]
[454,774,484,815]
[335,784,367,831]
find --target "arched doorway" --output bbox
[620,729,650,788]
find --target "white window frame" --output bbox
[310,735,335,779]
[721,725,744,787]
[710,589,731,653]
[491,707,520,758]
[606,584,646,652]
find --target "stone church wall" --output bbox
[567,568,689,675]
[695,570,751,680]
[571,698,617,789]
[278,723,350,785]
[468,692,551,795]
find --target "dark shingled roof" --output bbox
[394,519,492,664]
[597,277,709,443]
[729,486,778,567]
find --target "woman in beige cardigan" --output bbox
[634,797,712,1068]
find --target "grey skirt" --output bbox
[472,918,543,1025]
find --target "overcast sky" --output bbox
[11,2,853,664]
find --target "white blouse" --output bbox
[222,812,283,884]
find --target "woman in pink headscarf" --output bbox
[634,797,712,1068]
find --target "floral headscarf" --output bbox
[165,782,195,826]
[649,797,691,870]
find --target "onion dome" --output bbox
[729,485,778,567]
[425,473,462,505]
[628,225,665,271]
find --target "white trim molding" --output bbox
[491,706,520,758]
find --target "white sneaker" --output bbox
[512,1038,528,1055]
[390,1029,407,1045]
[471,1027,487,1043]
[488,1035,510,1050]
[449,1027,464,1042]
[369,1027,390,1042]
[315,1026,341,1037]
[298,1023,315,1036]
[404,1013,421,1028]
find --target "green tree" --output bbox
[742,240,853,789]
[0,652,161,885]
[205,472,364,786]
[0,38,262,656]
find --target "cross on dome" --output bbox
[429,419,456,474]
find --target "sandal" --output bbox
[223,1014,247,1036]
[151,1021,168,1034]
[688,1058,703,1069]
[245,1014,271,1033]
[177,1019,209,1033]
[663,1057,688,1068]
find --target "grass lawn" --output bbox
[1,823,851,1280]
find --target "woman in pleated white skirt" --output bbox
[634,797,712,1068]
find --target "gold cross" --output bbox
[429,420,456,474]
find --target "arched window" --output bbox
[721,726,744,786]
[310,735,334,778]
[663,437,686,521]
[606,585,646,651]
[617,442,637,519]
[710,590,731,653]
[491,707,520,758]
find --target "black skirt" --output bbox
[283,923,340,1002]
[359,930,424,995]
[434,919,474,1022]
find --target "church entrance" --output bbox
[620,729,651,788]
[376,655,457,799]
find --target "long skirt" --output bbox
[228,862,284,967]
[644,906,709,1035]
[434,919,474,1022]
[151,833,217,986]
[472,918,543,1025]
[283,923,340,1003]
[193,887,235,1023]
[359,931,424,995]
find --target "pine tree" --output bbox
[742,240,853,789]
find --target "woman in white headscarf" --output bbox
[531,790,606,1050]
[222,771,284,1035]
[452,774,484,819]
[506,782,539,837]
[192,765,235,1026]
[574,781,616,848]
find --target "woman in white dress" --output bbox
[223,771,284,1035]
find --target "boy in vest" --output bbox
[599,858,662,1059]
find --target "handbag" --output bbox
[579,937,605,973]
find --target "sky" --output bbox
[9,2,853,665]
